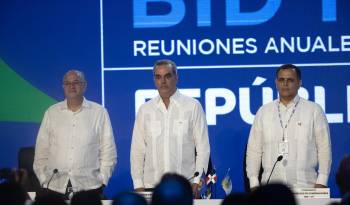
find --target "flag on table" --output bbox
[198,170,210,198]
[206,169,218,185]
[201,185,212,199]
[221,168,232,196]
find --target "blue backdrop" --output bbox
[1,0,349,198]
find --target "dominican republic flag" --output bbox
[206,170,217,185]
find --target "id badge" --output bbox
[279,142,289,154]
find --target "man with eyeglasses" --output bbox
[246,64,332,190]
[34,70,117,200]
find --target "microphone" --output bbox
[266,155,283,184]
[188,171,200,182]
[47,169,58,189]
[36,169,58,200]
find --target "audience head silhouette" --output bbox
[336,155,350,205]
[336,155,350,196]
[70,190,102,205]
[113,192,147,205]
[221,193,249,205]
[248,183,296,205]
[33,192,67,205]
[0,180,28,205]
[151,173,193,205]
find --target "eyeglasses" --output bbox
[63,81,84,87]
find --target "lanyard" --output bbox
[277,98,300,142]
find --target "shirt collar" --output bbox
[156,89,180,108]
[170,89,180,105]
[59,97,90,110]
[277,95,300,108]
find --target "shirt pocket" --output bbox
[295,120,317,160]
[295,120,312,142]
[149,121,161,139]
[262,120,277,144]
[174,119,189,139]
[82,123,98,146]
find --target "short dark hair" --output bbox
[336,155,350,196]
[276,64,301,80]
[0,181,28,205]
[249,183,296,205]
[153,59,177,75]
[113,192,147,205]
[70,191,102,205]
[151,173,193,205]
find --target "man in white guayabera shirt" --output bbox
[246,64,332,190]
[34,70,117,199]
[130,59,210,197]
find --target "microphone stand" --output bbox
[266,156,283,184]
[47,169,58,189]
[36,169,58,199]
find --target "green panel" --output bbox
[0,59,57,123]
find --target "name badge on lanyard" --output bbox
[277,98,299,155]
[279,141,289,154]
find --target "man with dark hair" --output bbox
[336,155,350,195]
[70,190,102,205]
[151,173,193,205]
[336,155,350,205]
[249,183,296,205]
[34,70,117,199]
[276,64,301,80]
[221,193,249,205]
[0,181,29,205]
[130,59,210,196]
[33,192,68,205]
[246,64,332,189]
[113,192,147,205]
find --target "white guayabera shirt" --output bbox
[34,98,117,193]
[131,90,210,189]
[246,95,332,188]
